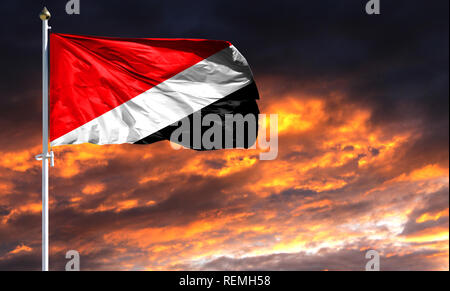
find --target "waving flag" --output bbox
[50,33,259,149]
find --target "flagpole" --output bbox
[38,7,53,272]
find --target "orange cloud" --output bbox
[395,164,449,183]
[1,145,40,172]
[404,226,449,243]
[0,86,448,271]
[82,183,105,195]
[416,209,449,224]
[8,244,32,255]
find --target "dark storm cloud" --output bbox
[0,0,448,271]
[1,1,448,146]
[0,252,40,271]
[190,247,445,271]
[401,187,449,236]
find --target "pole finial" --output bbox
[39,7,51,21]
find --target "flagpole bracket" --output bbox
[35,151,55,167]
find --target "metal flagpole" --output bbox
[37,7,54,272]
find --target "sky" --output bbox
[0,0,448,270]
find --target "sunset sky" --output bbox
[0,0,448,270]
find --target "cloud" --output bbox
[1,83,448,270]
[0,0,448,270]
[188,246,448,271]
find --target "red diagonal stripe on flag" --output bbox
[50,33,231,141]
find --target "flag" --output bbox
[50,33,259,149]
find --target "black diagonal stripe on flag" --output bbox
[135,81,260,150]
